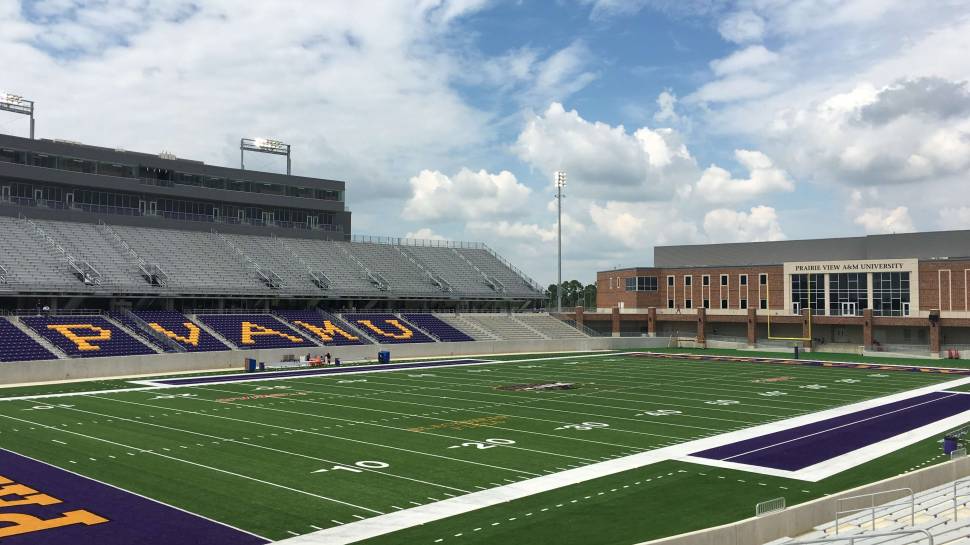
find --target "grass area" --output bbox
[646,346,963,367]
[0,350,962,543]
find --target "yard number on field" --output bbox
[448,438,516,449]
[637,409,682,416]
[758,391,787,397]
[313,460,390,473]
[151,393,197,400]
[705,399,740,405]
[555,422,609,431]
[23,403,75,411]
[253,385,291,391]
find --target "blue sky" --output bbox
[3,0,970,286]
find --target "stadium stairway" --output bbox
[186,314,243,350]
[513,313,590,340]
[433,313,500,341]
[194,313,318,350]
[0,317,63,361]
[340,313,436,344]
[107,311,178,353]
[274,310,369,346]
[400,313,475,342]
[130,310,231,352]
[458,313,549,341]
[775,479,970,544]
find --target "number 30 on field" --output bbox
[447,438,516,449]
[313,460,389,473]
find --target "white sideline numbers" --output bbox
[758,391,787,397]
[705,399,740,405]
[555,422,609,431]
[637,409,682,416]
[448,438,515,449]
[23,403,75,411]
[313,460,389,474]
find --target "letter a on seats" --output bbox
[240,322,305,345]
[293,320,359,342]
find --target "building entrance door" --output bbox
[0,186,9,201]
[840,302,857,316]
[791,302,801,315]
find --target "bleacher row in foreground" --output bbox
[0,311,587,361]
[771,478,970,545]
[0,216,543,298]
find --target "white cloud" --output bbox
[654,90,680,124]
[702,206,786,243]
[718,10,765,43]
[514,102,697,200]
[847,190,915,234]
[938,207,970,231]
[404,227,447,241]
[403,168,532,222]
[710,45,779,76]
[695,149,794,203]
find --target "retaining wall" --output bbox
[0,337,665,385]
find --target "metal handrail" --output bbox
[954,479,970,520]
[835,488,914,533]
[792,529,933,545]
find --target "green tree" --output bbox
[546,280,597,310]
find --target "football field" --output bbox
[0,351,966,544]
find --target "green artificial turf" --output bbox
[0,351,961,543]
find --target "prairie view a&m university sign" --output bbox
[783,258,918,276]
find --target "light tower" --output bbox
[240,138,292,175]
[0,92,35,139]
[555,170,566,313]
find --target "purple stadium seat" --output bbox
[107,311,177,353]
[132,311,231,352]
[195,314,316,350]
[342,313,435,344]
[275,310,368,346]
[20,315,157,358]
[0,317,58,362]
[401,314,474,342]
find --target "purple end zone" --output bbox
[0,449,267,545]
[152,358,491,386]
[693,392,970,471]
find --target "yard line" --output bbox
[92,393,543,476]
[0,412,385,515]
[64,397,472,494]
[194,386,603,463]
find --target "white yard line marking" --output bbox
[0,412,385,515]
[271,374,970,545]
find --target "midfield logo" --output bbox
[0,473,108,538]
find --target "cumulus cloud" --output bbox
[404,228,447,241]
[654,90,680,124]
[710,45,779,76]
[695,149,794,203]
[847,190,915,234]
[938,207,970,230]
[770,78,970,185]
[702,206,786,243]
[403,168,532,222]
[718,10,766,43]
[514,102,697,200]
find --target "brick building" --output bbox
[567,231,970,356]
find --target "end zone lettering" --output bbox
[0,474,109,538]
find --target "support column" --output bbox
[647,307,657,337]
[747,307,757,347]
[696,307,706,347]
[863,308,873,349]
[930,310,941,357]
[801,309,813,350]
[611,306,621,338]
[575,306,585,330]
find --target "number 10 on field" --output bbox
[313,460,389,473]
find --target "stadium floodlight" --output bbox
[0,92,35,139]
[240,137,292,175]
[555,171,566,313]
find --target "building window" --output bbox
[685,275,692,287]
[791,274,825,314]
[720,299,728,309]
[626,276,658,291]
[829,273,868,316]
[740,299,748,309]
[667,299,675,309]
[760,299,768,310]
[703,299,710,309]
[759,273,768,285]
[740,274,748,286]
[685,299,693,309]
[667,275,674,287]
[703,275,710,286]
[720,274,728,286]
[872,272,911,317]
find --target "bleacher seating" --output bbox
[341,313,435,344]
[434,313,499,341]
[20,315,157,358]
[275,310,368,346]
[132,311,230,352]
[777,479,970,545]
[195,314,316,349]
[513,313,588,339]
[107,311,177,353]
[457,313,546,341]
[0,216,544,300]
[0,317,58,362]
[401,313,475,342]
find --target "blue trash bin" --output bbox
[944,435,959,455]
